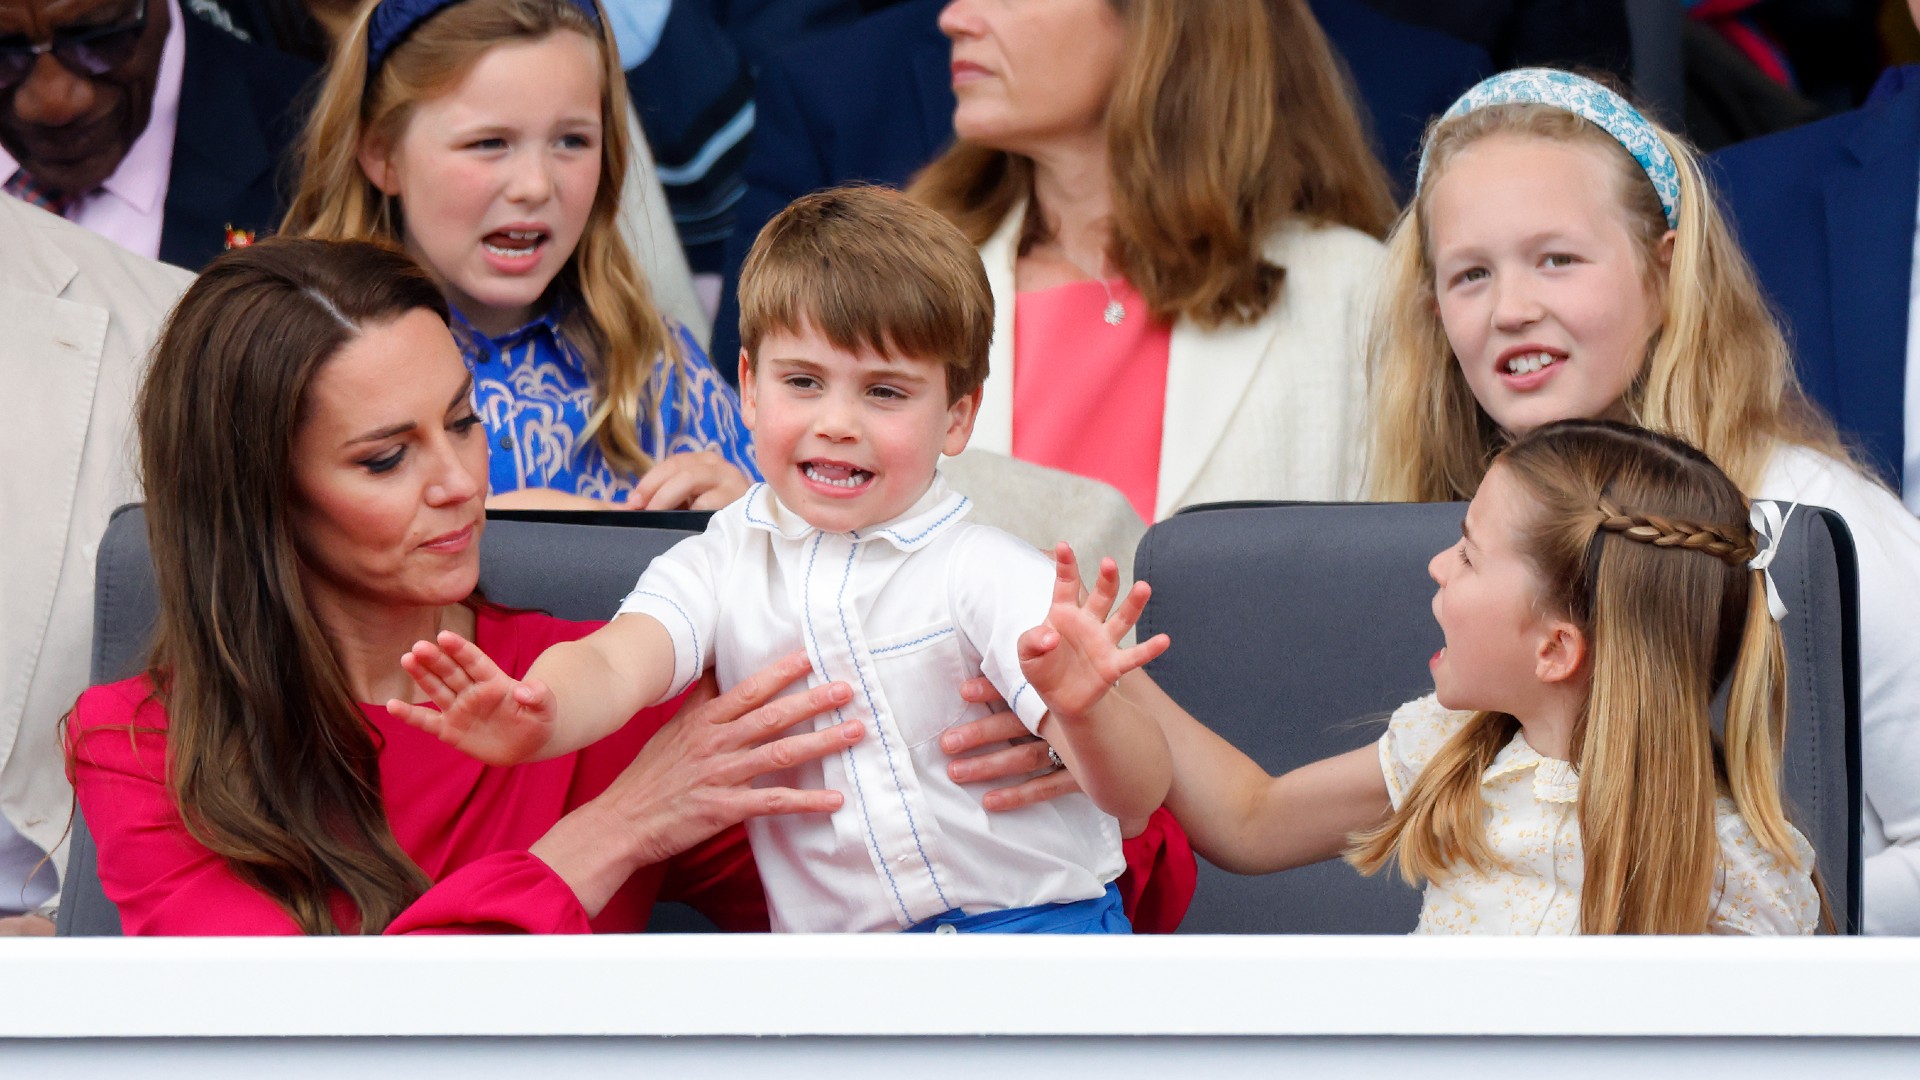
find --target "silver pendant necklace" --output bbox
[1059,246,1125,326]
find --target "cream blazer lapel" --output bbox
[975,204,1279,521]
[0,198,189,864]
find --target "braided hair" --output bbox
[1350,419,1816,933]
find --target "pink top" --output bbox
[0,0,184,260]
[1010,279,1173,522]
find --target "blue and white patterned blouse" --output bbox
[454,305,759,499]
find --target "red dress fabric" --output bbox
[67,607,763,936]
[1011,278,1174,522]
[68,607,1195,934]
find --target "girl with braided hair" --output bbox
[1029,418,1821,934]
[1362,69,1920,934]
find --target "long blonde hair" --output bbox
[1349,420,1814,934]
[907,0,1393,329]
[1367,101,1847,502]
[282,0,681,477]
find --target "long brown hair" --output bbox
[282,0,682,477]
[908,0,1394,328]
[1368,100,1848,503]
[1349,420,1812,934]
[134,238,448,934]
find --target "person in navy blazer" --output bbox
[710,0,1489,371]
[1714,66,1920,499]
[163,14,314,269]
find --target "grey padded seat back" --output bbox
[1136,501,1862,935]
[59,505,703,936]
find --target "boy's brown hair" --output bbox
[738,185,993,402]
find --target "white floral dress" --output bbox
[1377,695,1822,935]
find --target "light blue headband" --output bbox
[1415,68,1681,229]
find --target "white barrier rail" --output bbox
[6,936,1919,1076]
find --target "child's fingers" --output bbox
[386,699,444,735]
[1016,625,1060,664]
[1050,543,1082,606]
[1106,581,1154,643]
[399,650,461,715]
[1113,633,1172,674]
[1084,556,1121,620]
[407,639,474,698]
[514,677,556,719]
[439,630,505,685]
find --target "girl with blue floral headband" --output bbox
[1368,69,1920,934]
[284,0,757,511]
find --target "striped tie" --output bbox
[4,168,76,217]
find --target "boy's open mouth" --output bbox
[802,461,874,490]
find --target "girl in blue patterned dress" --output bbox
[285,0,756,509]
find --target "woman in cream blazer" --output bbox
[911,0,1396,521]
[971,205,1385,519]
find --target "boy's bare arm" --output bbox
[1019,544,1172,823]
[524,613,682,755]
[392,613,682,763]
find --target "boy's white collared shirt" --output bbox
[619,475,1124,932]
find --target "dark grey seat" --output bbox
[1135,500,1863,935]
[58,505,710,936]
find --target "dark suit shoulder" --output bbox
[182,12,316,113]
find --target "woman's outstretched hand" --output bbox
[388,630,558,765]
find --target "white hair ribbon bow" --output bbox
[1747,500,1797,622]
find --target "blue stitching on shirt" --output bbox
[802,533,911,924]
[869,627,957,656]
[877,497,970,546]
[631,590,701,676]
[836,542,951,910]
[743,484,772,528]
[1010,681,1033,718]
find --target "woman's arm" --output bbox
[527,653,859,916]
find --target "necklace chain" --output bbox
[1056,245,1126,326]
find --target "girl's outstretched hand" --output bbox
[1018,543,1170,720]
[387,630,558,765]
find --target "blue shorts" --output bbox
[903,883,1130,934]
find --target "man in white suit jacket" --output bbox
[0,195,191,933]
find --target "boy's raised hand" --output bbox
[387,630,558,765]
[1019,543,1170,720]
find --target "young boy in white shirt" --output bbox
[392,186,1172,932]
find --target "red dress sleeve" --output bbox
[69,679,592,936]
[1116,806,1196,934]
